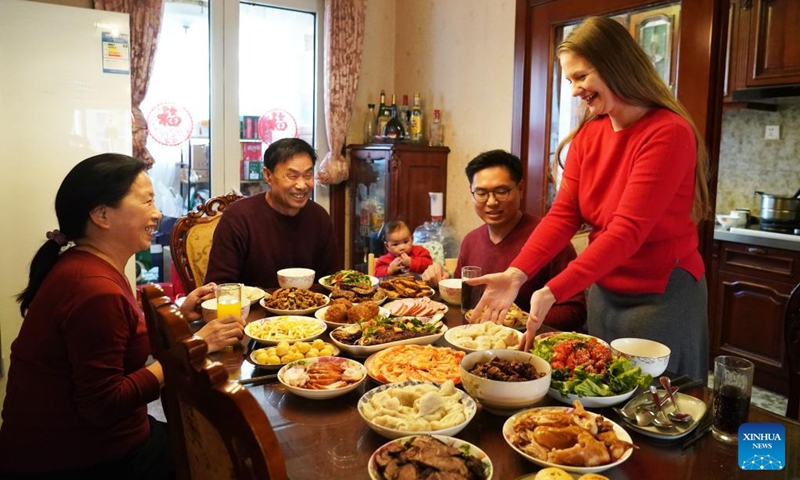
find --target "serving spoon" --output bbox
[659,376,694,424]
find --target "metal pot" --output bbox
[754,189,800,223]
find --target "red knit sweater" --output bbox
[510,108,704,302]
[374,245,433,277]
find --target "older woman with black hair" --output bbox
[0,154,245,479]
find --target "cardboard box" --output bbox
[241,161,263,181]
[192,144,209,169]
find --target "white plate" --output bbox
[259,294,330,315]
[248,342,340,371]
[383,297,448,317]
[617,390,708,439]
[329,320,447,358]
[547,386,638,408]
[364,345,464,385]
[245,315,327,345]
[503,406,634,474]
[444,323,523,353]
[367,435,493,480]
[319,273,379,291]
[314,305,390,328]
[534,331,610,347]
[242,285,267,305]
[357,381,477,439]
[277,357,367,400]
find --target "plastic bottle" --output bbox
[363,103,377,143]
[429,109,444,146]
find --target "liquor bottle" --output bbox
[429,109,444,146]
[398,94,411,137]
[363,103,377,143]
[382,94,406,141]
[410,93,423,143]
[377,90,392,139]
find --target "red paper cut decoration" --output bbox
[257,109,298,146]
[147,102,194,146]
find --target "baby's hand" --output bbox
[400,253,411,267]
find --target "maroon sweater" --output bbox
[205,194,341,288]
[457,213,586,331]
[0,250,160,472]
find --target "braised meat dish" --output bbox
[373,435,488,480]
[468,356,544,382]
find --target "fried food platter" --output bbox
[502,402,634,474]
[259,287,330,315]
[378,276,434,299]
[314,304,390,328]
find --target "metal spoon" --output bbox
[659,376,694,424]
[613,405,656,427]
[649,385,675,428]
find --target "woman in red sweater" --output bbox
[0,154,245,479]
[469,17,711,382]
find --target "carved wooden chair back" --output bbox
[171,192,242,292]
[147,292,288,480]
[786,282,800,420]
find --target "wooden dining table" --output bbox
[210,294,799,480]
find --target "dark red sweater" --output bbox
[0,250,160,472]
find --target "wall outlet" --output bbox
[765,125,780,140]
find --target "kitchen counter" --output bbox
[713,225,800,252]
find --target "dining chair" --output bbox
[146,291,288,480]
[786,282,800,420]
[171,192,243,293]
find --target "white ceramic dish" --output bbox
[245,315,327,345]
[365,345,464,385]
[329,321,447,358]
[242,285,267,305]
[444,323,523,353]
[357,381,476,439]
[383,297,448,317]
[367,435,493,480]
[618,390,708,439]
[314,305,390,328]
[547,386,638,408]
[319,273,380,291]
[248,342,340,371]
[503,406,634,474]
[610,337,671,378]
[277,357,366,400]
[276,267,315,290]
[259,294,330,316]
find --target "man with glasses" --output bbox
[206,138,341,289]
[422,150,586,331]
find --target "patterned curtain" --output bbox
[94,0,165,169]
[316,0,368,185]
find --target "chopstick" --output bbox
[681,414,714,449]
[236,373,278,386]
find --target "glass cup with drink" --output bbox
[460,266,485,323]
[711,355,754,444]
[216,283,243,356]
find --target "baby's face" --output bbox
[385,227,413,256]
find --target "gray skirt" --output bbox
[587,268,709,384]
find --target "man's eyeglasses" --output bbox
[470,184,518,203]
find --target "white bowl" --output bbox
[460,349,551,415]
[716,213,746,230]
[610,337,671,377]
[277,357,366,399]
[277,268,316,289]
[367,435,493,480]
[200,298,250,322]
[437,278,462,305]
[244,315,327,345]
[357,380,476,439]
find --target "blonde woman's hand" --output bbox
[195,314,246,353]
[519,287,556,351]
[422,263,449,286]
[467,267,527,324]
[179,283,217,322]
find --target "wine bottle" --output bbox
[377,90,392,139]
[410,93,423,143]
[429,109,443,146]
[382,94,406,141]
[399,94,411,138]
[363,103,377,143]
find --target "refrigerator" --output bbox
[0,0,132,406]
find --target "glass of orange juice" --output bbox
[216,283,242,320]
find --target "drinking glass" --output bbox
[216,283,242,320]
[460,266,484,321]
[711,355,754,444]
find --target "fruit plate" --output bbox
[503,406,634,474]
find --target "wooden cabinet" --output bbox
[346,144,449,271]
[710,240,800,394]
[724,0,800,103]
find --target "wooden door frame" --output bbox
[511,0,727,269]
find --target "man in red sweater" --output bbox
[422,150,586,331]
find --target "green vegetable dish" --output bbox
[325,269,371,287]
[531,332,652,398]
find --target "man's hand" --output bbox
[422,263,450,286]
